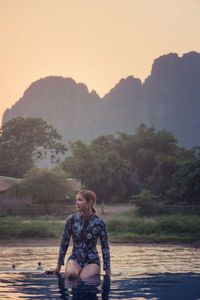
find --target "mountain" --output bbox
[3,51,200,148]
[2,75,144,144]
[3,77,103,143]
[101,76,145,134]
[143,51,200,146]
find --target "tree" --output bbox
[132,189,161,215]
[171,152,200,204]
[135,148,155,181]
[62,141,139,213]
[61,125,200,211]
[7,168,74,214]
[148,154,178,198]
[88,151,139,213]
[113,125,178,182]
[0,117,67,177]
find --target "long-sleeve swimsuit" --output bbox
[57,213,110,271]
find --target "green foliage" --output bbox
[148,154,178,197]
[132,189,162,215]
[0,210,200,243]
[0,117,67,177]
[60,123,200,208]
[155,214,200,234]
[62,140,139,203]
[7,168,74,214]
[0,218,61,239]
[2,118,199,211]
[106,214,200,242]
[171,154,200,204]
[135,148,155,180]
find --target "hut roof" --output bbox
[0,176,22,193]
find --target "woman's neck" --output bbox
[81,209,92,219]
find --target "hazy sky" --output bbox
[0,0,200,124]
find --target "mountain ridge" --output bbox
[3,51,200,148]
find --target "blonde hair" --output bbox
[77,190,97,214]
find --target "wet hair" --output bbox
[77,190,97,214]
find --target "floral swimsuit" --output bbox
[57,213,110,270]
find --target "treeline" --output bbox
[0,117,71,214]
[61,123,200,211]
[1,117,200,214]
[0,117,67,177]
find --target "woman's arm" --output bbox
[46,216,72,275]
[99,219,111,275]
[57,216,72,266]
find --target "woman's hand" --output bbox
[45,265,61,275]
[105,269,111,276]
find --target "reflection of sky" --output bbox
[0,273,109,300]
[0,244,200,275]
[0,272,61,299]
[0,245,200,299]
[0,272,200,299]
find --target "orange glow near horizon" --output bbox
[0,0,200,124]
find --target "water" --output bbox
[0,244,200,299]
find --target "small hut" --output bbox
[0,176,23,206]
[0,176,22,195]
[66,178,82,192]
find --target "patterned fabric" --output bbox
[57,213,110,270]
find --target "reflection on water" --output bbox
[58,274,110,300]
[0,271,200,299]
[0,272,109,300]
[111,273,200,300]
[0,244,200,299]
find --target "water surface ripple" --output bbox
[0,244,200,299]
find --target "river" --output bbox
[0,244,200,299]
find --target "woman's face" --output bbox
[76,193,91,213]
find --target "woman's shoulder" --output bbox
[66,213,80,222]
[92,214,105,225]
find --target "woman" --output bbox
[47,190,111,280]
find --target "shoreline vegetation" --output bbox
[0,204,200,246]
[1,120,200,248]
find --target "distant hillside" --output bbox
[3,51,200,148]
[143,51,200,147]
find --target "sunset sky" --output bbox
[0,0,200,124]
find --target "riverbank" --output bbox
[0,238,200,248]
[0,238,61,247]
[0,204,200,244]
